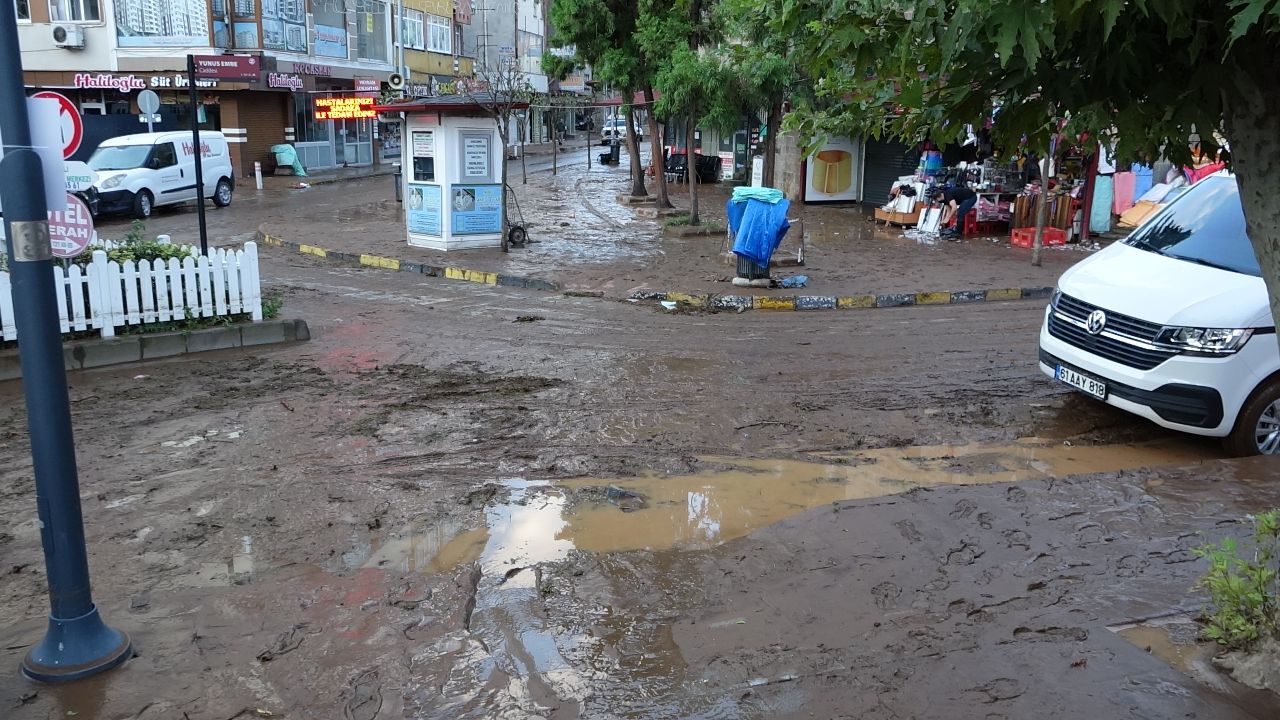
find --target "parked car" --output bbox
[1038,172,1280,455]
[88,130,235,219]
[600,117,641,144]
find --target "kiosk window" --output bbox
[411,130,435,182]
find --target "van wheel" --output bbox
[1223,376,1280,456]
[213,178,233,207]
[133,189,153,219]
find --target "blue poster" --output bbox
[407,183,442,236]
[314,23,348,58]
[452,184,503,235]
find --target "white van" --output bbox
[1039,172,1280,455]
[87,131,234,219]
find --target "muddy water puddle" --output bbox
[1111,615,1280,715]
[369,438,1212,575]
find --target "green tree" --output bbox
[640,0,731,226]
[717,0,798,187]
[547,0,657,201]
[771,0,1280,325]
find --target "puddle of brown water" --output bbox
[367,438,1212,576]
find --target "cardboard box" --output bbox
[874,208,922,226]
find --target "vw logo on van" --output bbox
[1086,309,1107,335]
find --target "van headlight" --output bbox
[101,174,126,189]
[1156,326,1253,355]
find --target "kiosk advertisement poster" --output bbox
[451,185,502,234]
[407,184,442,236]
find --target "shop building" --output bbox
[16,0,475,176]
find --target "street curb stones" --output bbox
[256,230,1054,313]
[0,319,310,381]
[257,231,562,293]
[629,287,1055,312]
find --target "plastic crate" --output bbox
[1011,226,1067,248]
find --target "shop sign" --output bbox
[267,73,305,91]
[193,55,260,81]
[354,77,381,93]
[406,82,432,98]
[314,96,377,121]
[48,194,95,258]
[73,73,220,92]
[294,62,334,76]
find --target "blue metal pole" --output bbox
[0,0,130,683]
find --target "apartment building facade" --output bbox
[15,0,474,175]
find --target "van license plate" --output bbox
[1055,365,1106,400]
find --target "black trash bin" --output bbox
[609,141,620,164]
[393,171,403,203]
[736,254,770,280]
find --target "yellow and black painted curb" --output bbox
[256,231,561,292]
[630,286,1053,311]
[257,231,1052,311]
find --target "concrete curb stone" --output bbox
[0,319,310,381]
[256,230,1056,314]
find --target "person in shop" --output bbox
[939,182,977,239]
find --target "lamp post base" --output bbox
[21,605,131,683]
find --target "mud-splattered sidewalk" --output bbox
[239,149,1091,300]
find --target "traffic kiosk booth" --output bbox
[374,93,528,251]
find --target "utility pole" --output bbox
[0,0,131,682]
[396,0,406,97]
[186,54,209,255]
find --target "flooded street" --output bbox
[2,189,1277,718]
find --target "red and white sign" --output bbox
[48,193,95,258]
[354,77,381,94]
[32,91,83,158]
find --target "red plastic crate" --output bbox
[1011,226,1067,248]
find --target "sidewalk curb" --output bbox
[629,287,1054,312]
[0,319,310,381]
[257,230,1053,313]
[256,231,562,293]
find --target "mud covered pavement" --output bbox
[1,254,1278,718]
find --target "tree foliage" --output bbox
[768,0,1280,327]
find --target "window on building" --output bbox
[401,9,424,51]
[427,14,450,54]
[49,0,100,21]
[16,0,31,21]
[356,0,390,62]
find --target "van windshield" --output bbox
[88,145,153,171]
[1124,175,1261,277]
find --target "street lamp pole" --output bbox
[0,0,131,683]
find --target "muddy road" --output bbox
[0,252,1276,718]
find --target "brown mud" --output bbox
[0,241,1273,719]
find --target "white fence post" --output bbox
[88,249,114,338]
[243,241,263,321]
[0,271,14,341]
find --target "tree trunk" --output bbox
[686,114,700,226]
[624,102,647,198]
[644,87,671,208]
[762,103,780,188]
[1225,66,1280,344]
[1032,154,1050,267]
[552,107,558,176]
[520,112,527,184]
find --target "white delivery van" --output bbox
[87,131,234,219]
[1039,172,1280,455]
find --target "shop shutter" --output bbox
[238,94,288,176]
[861,139,919,206]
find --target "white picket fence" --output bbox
[0,241,262,340]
